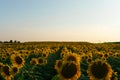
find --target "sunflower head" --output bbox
[0,62,4,71]
[38,57,44,64]
[2,55,6,61]
[63,52,80,64]
[88,52,93,58]
[87,59,113,80]
[84,55,89,60]
[1,65,10,76]
[59,61,81,80]
[11,54,24,68]
[42,52,49,58]
[6,53,10,56]
[37,57,47,65]
[87,58,92,64]
[54,60,62,72]
[10,65,19,76]
[15,56,23,64]
[104,53,109,58]
[30,58,38,65]
[114,53,120,58]
[1,65,13,80]
[98,53,104,58]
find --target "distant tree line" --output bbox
[0,40,20,43]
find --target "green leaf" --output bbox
[52,75,59,80]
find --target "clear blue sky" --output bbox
[0,0,120,43]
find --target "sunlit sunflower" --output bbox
[104,53,109,59]
[60,52,67,57]
[63,52,80,64]
[30,58,38,65]
[1,54,7,61]
[38,57,43,64]
[58,61,81,80]
[114,53,120,58]
[84,55,89,60]
[41,52,49,58]
[0,62,4,71]
[1,65,13,80]
[19,50,23,54]
[25,51,30,58]
[25,51,29,55]
[54,60,62,73]
[11,54,24,68]
[81,54,86,60]
[87,59,113,80]
[38,57,47,65]
[20,54,25,58]
[10,65,19,76]
[43,59,47,65]
[5,52,10,57]
[88,52,93,58]
[98,53,104,58]
[86,58,92,64]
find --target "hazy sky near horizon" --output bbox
[0,0,120,43]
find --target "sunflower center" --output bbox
[91,61,109,79]
[3,66,10,76]
[12,67,18,73]
[67,56,77,62]
[61,62,77,78]
[43,54,47,57]
[31,60,37,65]
[38,58,43,63]
[15,56,23,64]
[87,58,92,63]
[0,64,3,69]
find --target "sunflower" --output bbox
[81,54,86,60]
[38,57,47,65]
[54,60,62,73]
[30,58,38,65]
[63,52,80,64]
[25,51,30,58]
[38,57,44,64]
[1,54,7,61]
[86,58,92,64]
[2,57,6,61]
[58,61,81,80]
[88,52,93,58]
[10,65,19,76]
[11,54,24,68]
[114,53,120,58]
[23,51,30,59]
[98,53,104,58]
[0,62,4,71]
[104,53,109,59]
[43,59,47,65]
[1,65,13,80]
[5,52,10,57]
[84,55,89,60]
[42,52,49,58]
[87,59,113,80]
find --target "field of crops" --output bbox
[0,42,120,80]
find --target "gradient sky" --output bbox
[0,0,120,43]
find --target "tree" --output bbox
[9,40,13,43]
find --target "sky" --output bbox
[0,0,120,43]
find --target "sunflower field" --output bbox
[0,42,120,80]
